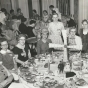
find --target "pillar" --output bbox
[11,0,19,13]
[70,0,74,19]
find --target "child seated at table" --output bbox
[0,38,14,70]
[37,28,52,54]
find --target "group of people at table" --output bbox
[0,6,88,88]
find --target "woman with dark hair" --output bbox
[79,19,88,53]
[12,34,31,67]
[16,8,23,17]
[27,20,36,38]
[32,9,39,20]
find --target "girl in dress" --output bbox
[48,13,64,44]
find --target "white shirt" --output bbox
[0,11,6,24]
[68,35,82,50]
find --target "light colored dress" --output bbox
[48,22,64,44]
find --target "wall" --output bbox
[11,0,19,13]
[42,0,56,14]
[0,0,12,13]
[18,0,29,18]
[32,0,40,15]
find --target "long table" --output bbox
[18,52,88,88]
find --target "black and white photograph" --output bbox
[0,0,88,88]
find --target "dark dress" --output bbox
[12,44,29,67]
[19,23,28,35]
[80,28,88,53]
[27,26,35,38]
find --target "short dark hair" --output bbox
[30,20,36,24]
[17,8,21,12]
[1,8,6,13]
[10,9,14,14]
[82,19,88,24]
[49,5,54,8]
[1,8,7,15]
[33,9,37,13]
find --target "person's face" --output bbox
[18,37,26,46]
[82,21,88,29]
[70,29,76,37]
[1,41,8,50]
[52,15,58,22]
[43,11,48,16]
[42,33,48,39]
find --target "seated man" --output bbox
[68,27,82,50]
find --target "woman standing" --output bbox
[80,19,88,53]
[12,34,31,67]
[48,13,64,44]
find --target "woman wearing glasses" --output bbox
[12,34,31,67]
